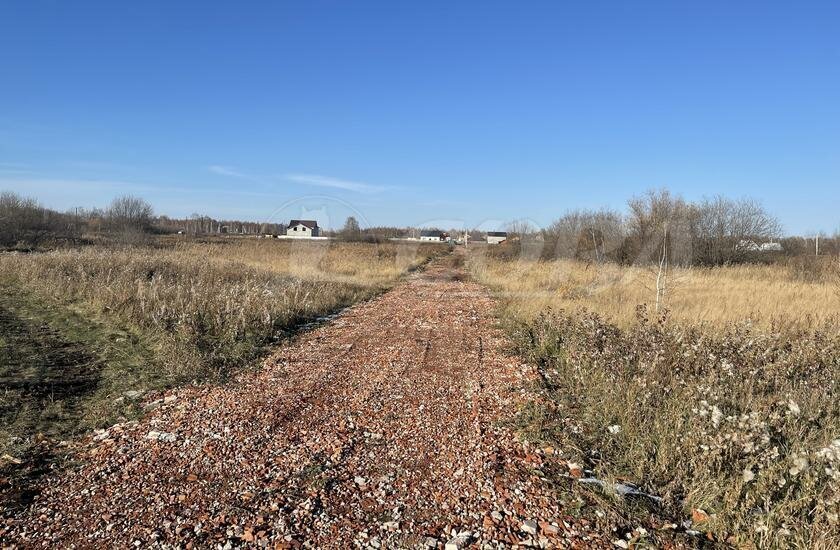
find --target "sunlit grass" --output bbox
[468,254,840,329]
[0,239,446,461]
[470,250,840,546]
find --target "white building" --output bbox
[760,242,783,252]
[420,230,446,242]
[286,220,320,237]
[486,231,507,245]
[736,239,783,252]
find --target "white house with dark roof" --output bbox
[420,229,447,242]
[286,219,320,237]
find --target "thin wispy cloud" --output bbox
[283,173,387,194]
[207,165,252,179]
[206,166,391,194]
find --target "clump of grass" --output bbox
[179,239,442,286]
[512,308,840,547]
[1,249,358,381]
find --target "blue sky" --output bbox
[1,1,838,233]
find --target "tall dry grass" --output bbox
[0,240,444,381]
[468,253,840,329]
[470,251,840,546]
[0,240,445,469]
[515,310,839,547]
[172,238,434,286]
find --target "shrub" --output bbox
[513,308,840,546]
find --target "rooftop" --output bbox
[289,220,319,229]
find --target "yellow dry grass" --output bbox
[172,239,439,287]
[0,238,447,471]
[468,254,840,328]
[0,239,448,380]
[469,249,840,545]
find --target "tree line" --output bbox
[531,189,837,266]
[2,188,837,265]
[156,215,283,236]
[0,192,283,249]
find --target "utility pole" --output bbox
[816,234,820,257]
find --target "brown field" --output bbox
[468,252,840,329]
[172,237,436,286]
[468,249,840,547]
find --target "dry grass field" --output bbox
[3,237,838,545]
[172,238,435,286]
[469,249,840,547]
[469,252,840,329]
[0,239,446,462]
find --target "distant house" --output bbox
[486,231,507,245]
[420,230,445,242]
[286,220,320,237]
[737,239,783,252]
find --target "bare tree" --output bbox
[339,216,362,241]
[105,195,154,244]
[505,219,544,261]
[626,189,694,266]
[545,210,587,259]
[107,195,153,231]
[693,196,781,265]
[505,219,539,238]
[0,191,74,247]
[545,208,625,261]
[1,191,38,246]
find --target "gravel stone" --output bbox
[0,253,611,548]
[521,519,538,535]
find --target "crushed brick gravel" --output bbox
[2,254,610,548]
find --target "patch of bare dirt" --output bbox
[1,253,609,548]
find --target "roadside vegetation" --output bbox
[0,238,445,472]
[472,254,840,546]
[469,190,840,546]
[508,309,839,547]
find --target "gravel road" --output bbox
[2,253,608,548]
